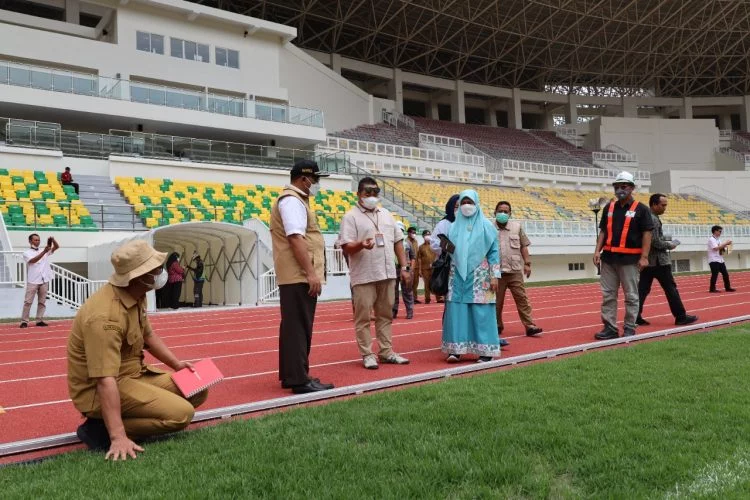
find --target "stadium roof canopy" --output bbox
[191,0,750,98]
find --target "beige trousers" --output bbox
[87,371,208,440]
[22,282,48,323]
[352,279,396,358]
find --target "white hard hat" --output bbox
[612,171,635,186]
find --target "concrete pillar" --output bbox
[429,99,440,120]
[451,80,465,124]
[742,96,750,131]
[508,88,523,129]
[387,68,404,114]
[565,95,578,125]
[65,0,80,24]
[330,53,342,74]
[486,106,498,127]
[719,112,733,131]
[680,97,693,119]
[621,97,638,118]
[543,108,555,130]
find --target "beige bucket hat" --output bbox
[109,239,167,287]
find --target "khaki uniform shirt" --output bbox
[67,284,161,413]
[417,242,436,271]
[338,205,403,287]
[497,221,531,273]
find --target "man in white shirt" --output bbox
[707,225,736,293]
[269,160,334,394]
[21,233,59,328]
[339,177,411,369]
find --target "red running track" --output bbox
[1,272,749,456]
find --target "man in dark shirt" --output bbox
[637,194,697,327]
[593,172,653,339]
[186,253,205,308]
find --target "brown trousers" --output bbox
[352,279,396,358]
[495,272,535,332]
[419,268,433,303]
[87,371,208,440]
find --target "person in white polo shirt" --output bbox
[707,225,736,293]
[21,233,59,328]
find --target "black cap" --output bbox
[290,159,329,178]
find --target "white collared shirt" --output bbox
[707,235,724,263]
[278,185,308,236]
[23,247,52,284]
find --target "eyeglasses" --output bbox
[361,187,380,195]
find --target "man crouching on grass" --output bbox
[67,240,208,460]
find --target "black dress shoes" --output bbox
[675,315,698,326]
[282,377,331,390]
[726,288,737,292]
[594,329,619,340]
[636,317,650,326]
[525,326,543,336]
[292,379,334,394]
[77,418,111,451]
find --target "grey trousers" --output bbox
[600,260,640,332]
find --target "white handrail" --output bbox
[593,151,638,163]
[716,147,750,165]
[351,158,503,184]
[418,133,463,149]
[0,251,106,308]
[502,159,651,181]
[259,248,349,303]
[325,136,486,167]
[719,129,733,139]
[258,268,279,303]
[326,247,348,276]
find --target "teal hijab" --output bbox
[448,189,497,280]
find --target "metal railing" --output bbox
[518,220,750,238]
[679,185,750,213]
[719,129,733,139]
[716,147,750,166]
[502,159,651,181]
[0,59,324,128]
[462,141,504,172]
[418,133,463,149]
[1,198,358,233]
[0,251,107,308]
[2,117,316,169]
[259,248,348,303]
[324,136,486,167]
[350,158,503,185]
[326,247,348,276]
[555,127,584,148]
[593,151,638,163]
[381,109,415,129]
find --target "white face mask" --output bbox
[304,177,320,197]
[361,197,379,210]
[140,269,168,290]
[424,235,431,242]
[460,204,477,217]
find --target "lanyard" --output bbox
[364,210,380,231]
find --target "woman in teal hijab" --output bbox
[443,189,501,362]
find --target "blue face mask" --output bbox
[495,213,510,224]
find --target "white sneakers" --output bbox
[363,354,379,370]
[363,353,410,369]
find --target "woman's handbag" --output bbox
[430,252,451,296]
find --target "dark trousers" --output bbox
[193,280,204,307]
[709,262,732,291]
[279,283,317,387]
[638,265,687,320]
[393,266,414,316]
[168,282,182,309]
[63,181,79,194]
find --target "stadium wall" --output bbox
[590,117,719,173]
[279,44,373,133]
[651,170,750,206]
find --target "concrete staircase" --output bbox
[75,174,146,230]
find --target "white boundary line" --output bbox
[2,314,748,458]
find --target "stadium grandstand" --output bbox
[1,0,750,476]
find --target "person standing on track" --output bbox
[430,193,460,303]
[339,176,411,370]
[20,233,58,328]
[636,193,698,326]
[270,159,335,394]
[67,239,208,460]
[416,230,437,304]
[593,172,653,340]
[707,225,736,293]
[493,201,542,347]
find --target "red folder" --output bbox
[171,358,224,397]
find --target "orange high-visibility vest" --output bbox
[603,200,642,254]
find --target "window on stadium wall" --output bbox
[672,260,691,273]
